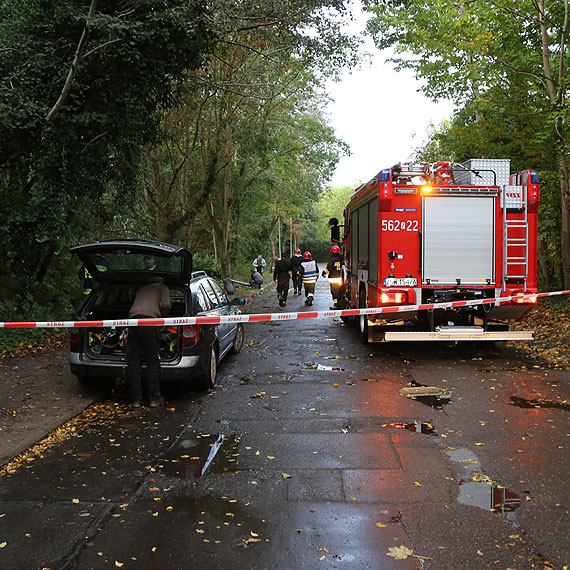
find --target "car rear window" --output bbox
[85,250,184,275]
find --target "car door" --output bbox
[204,279,236,355]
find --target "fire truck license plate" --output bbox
[383,277,417,286]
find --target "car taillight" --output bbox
[70,330,81,345]
[182,324,201,347]
[380,291,408,304]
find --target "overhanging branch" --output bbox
[45,0,98,124]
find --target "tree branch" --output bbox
[45,0,98,124]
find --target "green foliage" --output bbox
[0,0,214,310]
[0,0,360,333]
[368,0,569,286]
[192,252,223,280]
[134,1,355,277]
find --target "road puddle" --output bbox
[382,421,437,435]
[510,395,570,412]
[445,447,521,520]
[159,432,241,478]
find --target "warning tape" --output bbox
[1,290,569,329]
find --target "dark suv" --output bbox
[69,239,245,389]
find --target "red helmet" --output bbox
[295,248,301,255]
[331,245,340,254]
[303,251,311,260]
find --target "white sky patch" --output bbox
[325,5,455,188]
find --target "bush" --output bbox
[192,252,222,279]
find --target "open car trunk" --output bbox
[79,284,187,362]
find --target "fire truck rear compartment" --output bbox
[422,196,495,286]
[342,159,538,342]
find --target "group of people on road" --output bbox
[269,246,344,309]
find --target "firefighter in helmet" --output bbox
[273,251,292,307]
[290,248,304,295]
[299,251,319,306]
[322,245,344,310]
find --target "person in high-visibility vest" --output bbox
[299,251,319,306]
[322,245,344,310]
[77,259,107,295]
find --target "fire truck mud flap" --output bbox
[369,326,534,342]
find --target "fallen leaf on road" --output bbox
[376,522,387,528]
[0,542,6,548]
[387,545,413,560]
[414,481,422,487]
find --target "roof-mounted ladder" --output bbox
[502,185,528,290]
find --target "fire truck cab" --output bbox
[336,159,540,342]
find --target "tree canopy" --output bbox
[366,0,570,287]
[0,0,359,321]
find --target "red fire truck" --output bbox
[332,159,540,342]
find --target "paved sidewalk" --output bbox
[0,346,97,465]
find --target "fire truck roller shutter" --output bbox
[351,209,359,275]
[422,196,495,286]
[369,197,379,281]
[357,203,369,269]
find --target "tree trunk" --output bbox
[537,239,553,290]
[559,153,570,287]
[537,0,570,286]
[268,216,279,267]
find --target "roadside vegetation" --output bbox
[1,0,569,349]
[0,0,358,333]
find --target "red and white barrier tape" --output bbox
[1,290,569,329]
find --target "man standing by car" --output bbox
[127,276,171,408]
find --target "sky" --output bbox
[325,7,456,188]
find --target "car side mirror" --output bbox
[230,297,245,306]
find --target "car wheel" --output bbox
[197,344,217,390]
[231,324,244,354]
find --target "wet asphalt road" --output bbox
[0,280,569,569]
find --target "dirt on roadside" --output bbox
[0,340,98,466]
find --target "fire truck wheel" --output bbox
[358,296,369,344]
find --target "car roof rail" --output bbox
[191,270,208,279]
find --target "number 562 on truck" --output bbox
[331,159,540,342]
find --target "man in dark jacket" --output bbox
[273,252,292,307]
[290,248,303,295]
[249,269,263,288]
[127,276,171,408]
[322,245,344,310]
